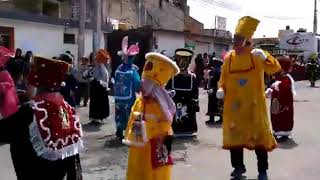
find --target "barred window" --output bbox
[64,33,76,44]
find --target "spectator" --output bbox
[14,48,22,60]
[59,53,79,107]
[75,57,90,107]
[6,48,27,91]
[23,51,32,76]
[195,54,204,86]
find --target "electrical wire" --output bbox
[191,0,306,21]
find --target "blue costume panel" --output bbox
[114,58,141,139]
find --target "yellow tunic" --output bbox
[219,50,281,151]
[125,97,173,180]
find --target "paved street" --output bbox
[1,81,320,180]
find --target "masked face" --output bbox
[233,35,251,54]
[176,56,190,71]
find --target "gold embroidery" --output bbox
[59,107,70,129]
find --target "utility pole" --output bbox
[78,0,86,62]
[138,0,141,27]
[137,0,145,27]
[93,0,102,55]
[314,0,318,34]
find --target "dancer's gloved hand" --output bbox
[208,89,214,94]
[251,49,268,60]
[110,77,115,84]
[216,89,224,99]
[271,81,281,91]
[167,90,176,98]
[99,80,109,88]
[265,88,273,98]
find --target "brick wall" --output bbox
[185,16,204,34]
[103,0,185,31]
[103,0,138,27]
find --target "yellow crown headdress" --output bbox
[235,16,260,40]
[142,53,179,86]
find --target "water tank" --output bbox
[297,28,307,32]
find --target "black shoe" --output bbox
[258,171,268,180]
[90,119,102,126]
[116,129,124,140]
[231,167,246,178]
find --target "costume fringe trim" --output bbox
[285,74,296,96]
[29,100,84,161]
[273,131,291,136]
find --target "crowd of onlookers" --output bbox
[192,52,221,89]
[5,48,97,109]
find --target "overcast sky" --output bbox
[188,0,315,38]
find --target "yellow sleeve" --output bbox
[261,51,281,75]
[218,53,230,90]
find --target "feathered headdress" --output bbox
[117,36,140,57]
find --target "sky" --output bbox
[188,0,315,38]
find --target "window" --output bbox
[71,1,80,20]
[71,0,91,21]
[63,33,76,44]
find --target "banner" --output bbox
[185,43,196,51]
[215,16,227,31]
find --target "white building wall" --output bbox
[194,41,210,56]
[0,18,105,61]
[155,31,185,57]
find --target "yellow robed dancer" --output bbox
[123,52,179,180]
[216,16,281,180]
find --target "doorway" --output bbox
[0,26,14,50]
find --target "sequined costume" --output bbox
[166,48,199,136]
[0,46,18,120]
[268,57,296,138]
[0,56,84,180]
[114,36,141,138]
[123,53,179,180]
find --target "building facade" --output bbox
[0,0,111,60]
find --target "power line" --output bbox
[191,0,242,11]
[264,16,305,20]
[191,0,306,21]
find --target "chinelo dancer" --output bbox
[88,49,111,124]
[123,52,179,180]
[0,56,84,179]
[166,48,199,136]
[217,16,281,180]
[113,36,141,139]
[266,56,296,141]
